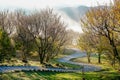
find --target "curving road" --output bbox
[58,48,101,72]
[0,48,101,73]
[0,66,79,73]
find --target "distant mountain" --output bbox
[58,5,107,22]
[56,5,106,32]
[59,6,90,22]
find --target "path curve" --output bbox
[58,48,101,72]
[0,66,78,73]
[0,48,101,73]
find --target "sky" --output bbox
[0,0,113,32]
[0,0,113,10]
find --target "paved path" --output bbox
[58,48,101,72]
[0,48,101,73]
[0,66,79,73]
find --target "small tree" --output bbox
[0,29,15,62]
[78,33,94,63]
[14,10,35,63]
[80,1,120,66]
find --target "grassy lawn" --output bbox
[0,71,120,80]
[0,48,81,70]
[70,55,114,69]
[49,58,82,69]
[0,71,82,80]
[0,59,42,67]
[0,49,120,80]
[69,55,120,80]
[0,48,76,67]
[48,48,81,69]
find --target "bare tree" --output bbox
[13,10,34,63]
[38,9,67,63]
[0,10,15,36]
[16,9,68,64]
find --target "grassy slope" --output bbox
[0,48,80,69]
[0,49,76,67]
[49,58,82,69]
[47,48,82,69]
[70,55,115,69]
[0,71,120,80]
[0,71,82,80]
[0,49,120,80]
[70,55,120,80]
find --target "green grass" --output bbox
[1,49,120,80]
[70,55,114,69]
[49,58,82,69]
[69,54,120,80]
[0,71,120,80]
[71,55,106,64]
[0,71,82,80]
[0,48,76,67]
[47,48,81,69]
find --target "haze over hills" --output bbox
[0,5,103,33]
[59,6,90,22]
[58,5,106,32]
[57,6,90,33]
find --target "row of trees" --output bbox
[0,8,69,64]
[79,0,120,66]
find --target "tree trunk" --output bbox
[38,47,42,64]
[98,53,101,64]
[39,48,46,64]
[88,57,90,63]
[39,52,44,64]
[40,57,44,64]
[87,53,91,63]
[105,24,120,64]
[45,52,51,62]
[109,39,120,64]
[22,48,28,63]
[45,55,50,62]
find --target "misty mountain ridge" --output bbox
[59,6,90,22]
[59,5,106,22]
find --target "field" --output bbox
[70,55,118,69]
[0,49,120,80]
[0,70,120,80]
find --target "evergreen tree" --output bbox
[0,29,15,62]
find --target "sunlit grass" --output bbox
[70,55,115,69]
[49,58,81,69]
[0,71,120,80]
[0,58,42,66]
[0,48,79,69]
[0,49,119,80]
[0,71,82,80]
